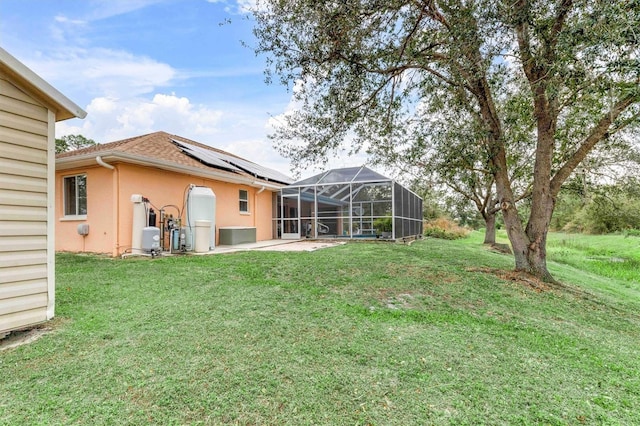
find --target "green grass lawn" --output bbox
[546,232,640,281]
[1,235,639,425]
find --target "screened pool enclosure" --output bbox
[273,166,423,240]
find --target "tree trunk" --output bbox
[483,212,496,245]
[499,200,531,270]
[525,231,555,283]
[469,56,559,282]
[500,199,556,283]
[491,137,556,282]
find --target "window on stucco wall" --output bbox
[63,174,87,217]
[239,189,249,213]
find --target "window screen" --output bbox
[63,174,87,216]
[239,189,249,213]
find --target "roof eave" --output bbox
[0,47,87,122]
[56,152,287,190]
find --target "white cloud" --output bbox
[54,15,88,25]
[54,90,305,177]
[236,0,260,12]
[84,0,170,21]
[56,93,223,142]
[25,47,177,100]
[206,0,262,14]
[55,92,297,176]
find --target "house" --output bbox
[0,47,86,336]
[55,131,293,256]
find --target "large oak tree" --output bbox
[253,0,640,281]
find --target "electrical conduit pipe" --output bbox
[96,156,120,256]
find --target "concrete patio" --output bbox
[203,239,346,254]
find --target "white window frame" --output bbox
[239,189,249,214]
[63,174,87,219]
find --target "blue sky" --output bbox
[0,0,365,178]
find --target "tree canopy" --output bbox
[55,134,97,154]
[252,0,640,282]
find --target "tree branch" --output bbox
[513,0,536,81]
[557,72,607,113]
[446,181,484,212]
[424,0,451,31]
[550,93,639,195]
[546,0,574,56]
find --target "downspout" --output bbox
[252,182,281,238]
[96,156,120,256]
[253,186,266,229]
[96,156,114,170]
[253,185,267,230]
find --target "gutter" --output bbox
[251,181,283,191]
[58,151,288,188]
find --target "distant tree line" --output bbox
[55,134,97,154]
[418,173,640,236]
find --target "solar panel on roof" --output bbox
[174,140,293,184]
[176,141,242,172]
[213,149,293,184]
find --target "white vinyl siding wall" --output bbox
[0,75,51,334]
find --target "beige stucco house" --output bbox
[0,47,86,336]
[55,131,292,256]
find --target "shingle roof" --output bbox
[56,131,292,185]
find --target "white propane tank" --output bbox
[186,186,216,250]
[131,194,145,254]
